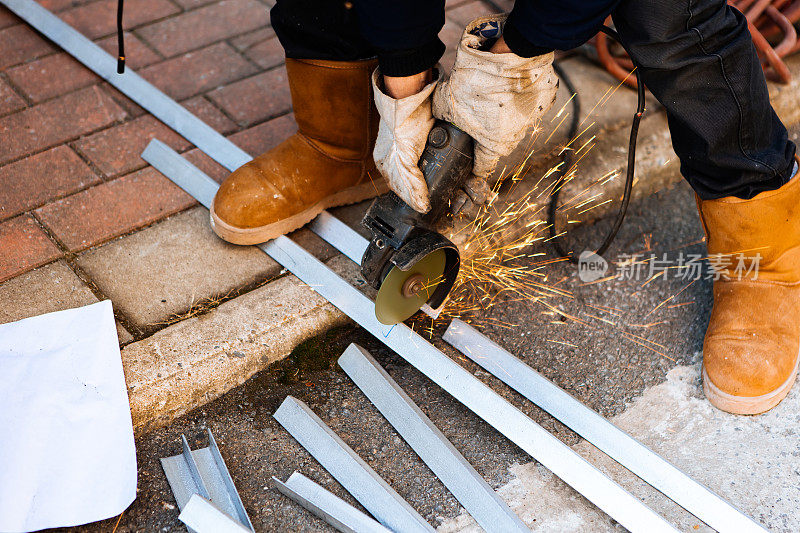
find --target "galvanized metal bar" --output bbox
[207,429,254,532]
[272,472,392,533]
[442,319,766,533]
[182,435,211,500]
[273,397,435,533]
[339,344,529,533]
[178,494,252,533]
[142,141,678,533]
[309,212,368,265]
[1,0,251,172]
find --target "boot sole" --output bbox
[702,350,800,415]
[209,179,389,245]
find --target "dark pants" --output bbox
[270,0,796,200]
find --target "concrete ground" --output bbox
[62,133,800,531]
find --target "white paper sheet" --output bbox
[0,300,137,532]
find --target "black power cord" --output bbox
[116,0,125,73]
[548,26,645,263]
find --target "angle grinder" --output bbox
[361,120,474,325]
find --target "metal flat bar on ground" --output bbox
[272,472,392,533]
[309,212,368,265]
[442,319,766,533]
[1,0,250,172]
[273,397,435,533]
[142,140,678,533]
[339,343,529,533]
[160,429,255,532]
[178,494,252,533]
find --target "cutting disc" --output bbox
[374,249,447,325]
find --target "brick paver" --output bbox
[229,113,296,155]
[59,0,179,39]
[182,96,237,134]
[0,215,61,283]
[97,32,162,69]
[141,42,258,100]
[35,168,196,252]
[0,86,127,165]
[231,31,285,71]
[0,78,25,116]
[137,0,269,57]
[0,6,19,30]
[0,24,56,70]
[74,115,191,178]
[0,146,99,221]
[207,67,290,126]
[7,53,99,103]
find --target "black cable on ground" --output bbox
[548,26,645,263]
[116,0,125,73]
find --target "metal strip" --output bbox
[182,435,211,500]
[338,344,528,533]
[442,319,766,533]
[272,472,392,533]
[207,429,255,532]
[273,397,435,533]
[309,212,368,265]
[178,494,252,533]
[1,0,250,172]
[142,141,678,533]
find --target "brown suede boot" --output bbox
[697,167,800,414]
[210,58,388,244]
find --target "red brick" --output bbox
[184,148,228,183]
[137,0,269,57]
[228,113,296,155]
[35,168,196,251]
[0,78,25,116]
[38,0,96,12]
[182,96,237,134]
[74,115,191,178]
[238,35,284,71]
[229,27,276,52]
[0,6,20,29]
[0,215,61,282]
[141,42,257,100]
[0,25,56,70]
[7,53,98,103]
[59,0,179,39]
[170,0,216,10]
[0,146,99,221]
[0,86,127,165]
[97,32,162,69]
[208,67,290,126]
[446,1,493,27]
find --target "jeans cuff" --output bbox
[377,38,445,77]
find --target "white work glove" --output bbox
[433,14,559,180]
[372,68,439,213]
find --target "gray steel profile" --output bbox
[178,494,252,533]
[1,0,251,172]
[338,344,529,533]
[442,319,767,533]
[160,429,255,532]
[142,142,678,533]
[273,397,435,533]
[272,472,392,533]
[310,211,368,265]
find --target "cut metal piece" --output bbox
[179,494,252,533]
[142,142,678,533]
[1,0,250,173]
[272,472,392,533]
[338,344,529,533]
[160,429,255,532]
[374,249,446,325]
[273,396,435,533]
[442,319,767,533]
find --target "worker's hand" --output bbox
[433,14,559,180]
[372,68,438,214]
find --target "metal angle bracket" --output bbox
[338,343,529,533]
[272,471,392,533]
[178,494,253,533]
[160,429,255,533]
[273,396,435,533]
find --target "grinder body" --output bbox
[361,121,474,324]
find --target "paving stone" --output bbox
[77,206,281,329]
[59,0,179,39]
[0,215,61,283]
[446,0,492,27]
[207,67,290,126]
[183,148,229,183]
[0,145,99,221]
[0,86,127,165]
[232,32,285,70]
[229,27,276,52]
[35,167,195,252]
[0,259,134,344]
[0,5,20,29]
[38,0,96,12]
[6,52,98,103]
[96,32,163,69]
[73,115,191,178]
[140,42,258,100]
[0,24,56,70]
[0,77,25,116]
[228,112,296,155]
[181,96,238,134]
[137,0,269,57]
[170,0,217,10]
